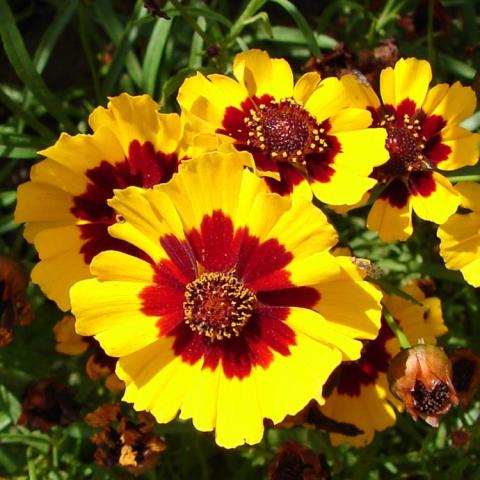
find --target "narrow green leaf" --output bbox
[0,132,45,149]
[101,1,146,96]
[0,145,37,159]
[269,0,321,58]
[93,0,144,90]
[189,17,207,69]
[227,0,268,42]
[0,432,50,453]
[142,15,173,95]
[0,87,54,139]
[33,0,78,74]
[0,0,75,131]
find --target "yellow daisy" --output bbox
[177,49,388,204]
[342,57,479,241]
[70,152,382,448]
[320,280,447,446]
[438,182,480,287]
[15,94,184,310]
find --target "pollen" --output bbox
[372,112,429,182]
[183,271,257,341]
[230,97,331,164]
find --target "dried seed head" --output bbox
[388,344,459,427]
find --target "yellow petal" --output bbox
[410,172,460,224]
[70,278,159,356]
[438,130,480,170]
[367,196,413,242]
[341,73,381,109]
[304,77,350,122]
[293,72,322,105]
[454,182,480,211]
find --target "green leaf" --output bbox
[269,0,321,58]
[189,16,207,69]
[33,1,79,74]
[0,0,75,131]
[0,431,50,453]
[142,15,173,95]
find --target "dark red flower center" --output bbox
[412,380,450,415]
[242,98,327,163]
[183,271,256,341]
[373,113,427,181]
[217,95,341,195]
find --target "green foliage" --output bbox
[0,0,479,478]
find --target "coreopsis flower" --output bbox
[178,49,388,203]
[450,348,480,408]
[70,152,382,448]
[53,315,124,392]
[0,255,33,346]
[86,404,166,475]
[342,57,479,241]
[388,344,458,427]
[319,280,446,446]
[438,182,480,287]
[269,442,330,480]
[18,380,78,432]
[15,93,185,311]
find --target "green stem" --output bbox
[383,306,411,349]
[170,0,210,45]
[445,174,480,183]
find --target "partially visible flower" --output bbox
[269,442,330,480]
[319,279,446,446]
[53,315,124,392]
[388,344,458,427]
[0,255,33,346]
[450,348,480,408]
[438,182,480,287]
[70,152,383,448]
[342,58,479,241]
[15,94,185,310]
[86,404,166,475]
[178,49,388,203]
[18,380,78,432]
[451,429,470,448]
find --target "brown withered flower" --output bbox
[0,255,33,346]
[17,380,78,432]
[388,344,459,427]
[143,0,170,19]
[450,349,480,408]
[451,429,470,448]
[86,404,166,475]
[269,442,330,480]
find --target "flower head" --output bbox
[70,152,382,448]
[342,57,479,241]
[178,49,388,204]
[450,348,480,408]
[86,404,166,475]
[18,379,78,432]
[319,280,446,446]
[269,442,330,480]
[388,344,458,427]
[0,255,33,346]
[438,182,480,287]
[15,94,185,310]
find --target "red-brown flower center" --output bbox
[374,113,427,181]
[183,271,257,341]
[243,98,328,164]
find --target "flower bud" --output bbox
[388,344,458,427]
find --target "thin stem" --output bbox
[383,306,411,349]
[170,0,210,45]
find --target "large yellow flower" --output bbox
[342,58,479,241]
[320,281,447,446]
[70,152,382,448]
[15,94,184,310]
[438,182,480,287]
[177,49,388,204]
